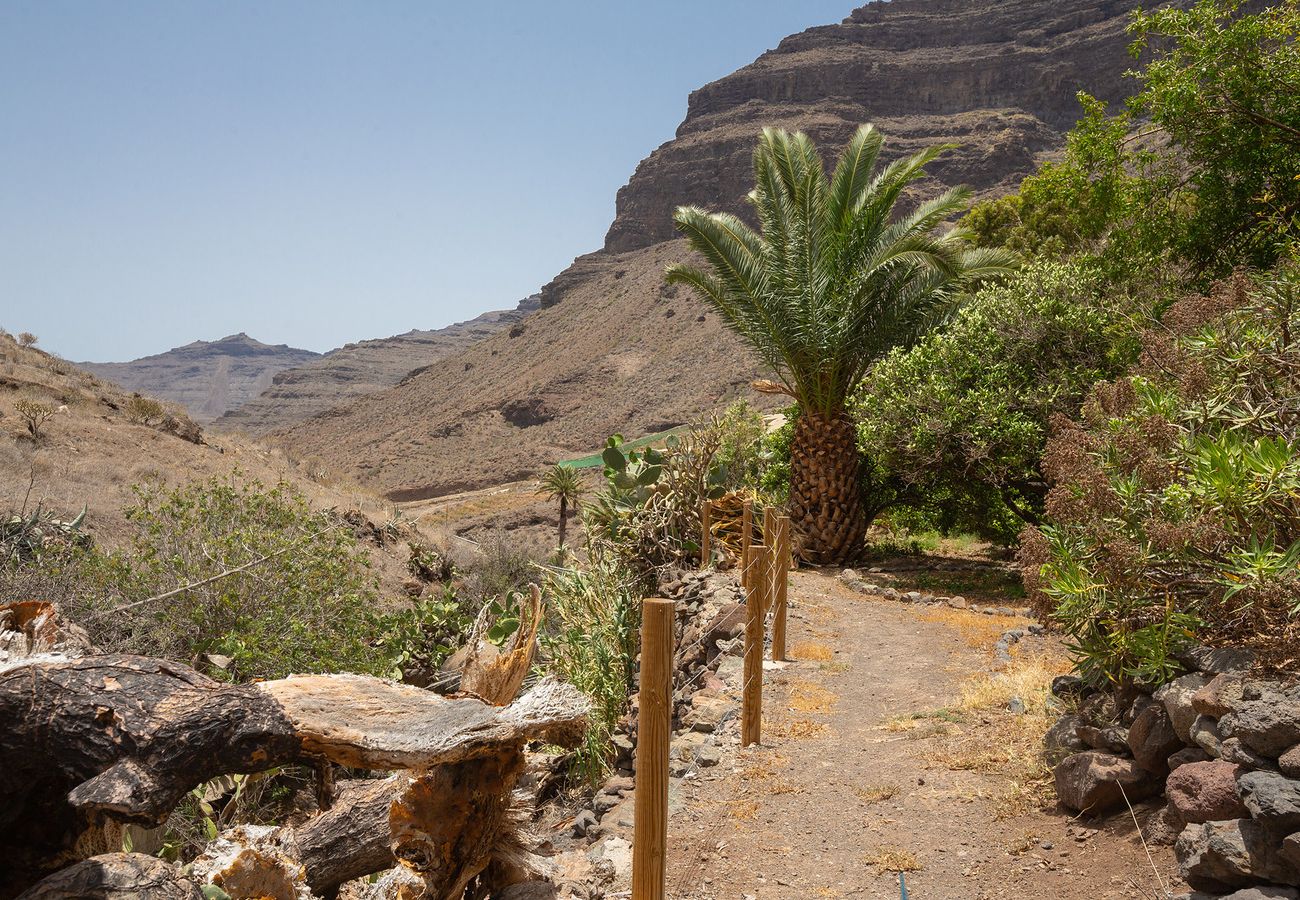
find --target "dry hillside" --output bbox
[0,333,416,594]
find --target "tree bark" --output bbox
[0,653,587,898]
[15,854,203,900]
[788,410,868,564]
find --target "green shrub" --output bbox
[64,474,392,681]
[711,400,769,492]
[855,261,1136,543]
[125,394,165,425]
[1022,266,1300,683]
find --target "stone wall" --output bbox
[1046,651,1300,899]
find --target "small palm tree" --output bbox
[538,464,584,550]
[667,125,1016,563]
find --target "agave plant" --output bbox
[667,124,1016,563]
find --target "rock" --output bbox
[694,743,722,768]
[715,655,743,685]
[1218,889,1300,900]
[571,809,598,838]
[1044,714,1088,764]
[1221,683,1300,758]
[1169,747,1213,770]
[1008,696,1026,715]
[1177,818,1300,891]
[588,836,632,882]
[1130,704,1185,774]
[1239,772,1300,830]
[1191,714,1224,757]
[1178,645,1256,675]
[1156,674,1212,743]
[703,604,747,652]
[1282,833,1300,873]
[904,591,922,603]
[949,595,968,609]
[1054,751,1163,815]
[1051,675,1088,699]
[1223,738,1281,771]
[1283,745,1300,778]
[496,882,560,900]
[1166,762,1249,824]
[1077,724,1131,755]
[685,694,738,734]
[1195,673,1247,718]
[839,568,860,583]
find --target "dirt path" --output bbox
[660,570,1181,900]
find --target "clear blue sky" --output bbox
[1,1,854,362]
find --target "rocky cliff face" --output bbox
[216,295,540,434]
[604,0,1147,253]
[82,334,321,423]
[277,0,1168,498]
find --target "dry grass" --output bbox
[864,846,923,873]
[791,640,834,661]
[726,799,760,820]
[916,606,1028,649]
[769,717,831,740]
[853,783,899,805]
[819,660,852,675]
[789,680,839,714]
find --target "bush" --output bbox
[1022,267,1300,683]
[711,400,768,492]
[14,398,54,437]
[125,394,165,425]
[17,332,36,348]
[855,262,1136,543]
[61,474,392,681]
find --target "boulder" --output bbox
[1156,674,1212,743]
[1223,738,1282,772]
[1218,889,1300,900]
[684,695,738,734]
[1194,673,1246,719]
[1177,818,1298,890]
[1050,674,1088,699]
[1077,724,1131,755]
[1130,704,1185,774]
[1044,714,1088,764]
[1281,745,1300,779]
[1283,833,1300,875]
[1178,645,1256,675]
[1166,761,1249,824]
[703,604,747,652]
[1191,714,1225,757]
[1054,751,1163,815]
[1169,747,1214,770]
[1239,772,1300,830]
[1219,682,1300,758]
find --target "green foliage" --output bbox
[855,261,1136,543]
[967,0,1300,278]
[667,124,1017,418]
[711,400,769,492]
[376,584,475,684]
[65,474,391,681]
[1023,267,1300,682]
[1,505,87,564]
[540,552,641,782]
[125,394,165,425]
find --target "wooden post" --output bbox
[741,499,753,592]
[699,500,712,569]
[741,544,768,747]
[633,598,674,900]
[772,516,790,662]
[761,506,775,615]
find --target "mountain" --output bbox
[216,295,541,434]
[273,0,1166,501]
[81,334,321,423]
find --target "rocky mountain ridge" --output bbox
[81,334,321,423]
[273,0,1170,499]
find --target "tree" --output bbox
[538,463,583,549]
[666,125,1015,563]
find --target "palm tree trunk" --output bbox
[788,410,868,564]
[557,497,568,549]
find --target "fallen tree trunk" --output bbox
[15,854,204,900]
[0,652,587,898]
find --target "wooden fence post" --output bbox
[772,516,790,662]
[742,544,768,747]
[761,506,775,615]
[699,500,712,569]
[633,598,674,900]
[741,500,753,593]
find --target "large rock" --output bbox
[1166,761,1249,824]
[1044,714,1088,764]
[1157,674,1212,743]
[1054,751,1163,815]
[1131,704,1186,774]
[1195,673,1247,718]
[1177,819,1299,890]
[1283,833,1300,875]
[1077,724,1131,755]
[1191,714,1225,758]
[1217,889,1300,900]
[1220,683,1300,758]
[1239,772,1300,830]
[1169,747,1214,770]
[1178,645,1256,675]
[1283,745,1300,779]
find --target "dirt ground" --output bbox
[660,570,1182,900]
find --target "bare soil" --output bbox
[662,569,1182,900]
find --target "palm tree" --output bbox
[538,464,584,550]
[666,125,1016,564]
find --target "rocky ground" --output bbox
[536,563,1185,899]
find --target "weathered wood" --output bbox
[699,500,712,568]
[15,854,203,900]
[294,777,402,896]
[0,652,587,897]
[741,500,753,590]
[742,545,768,747]
[772,517,791,662]
[632,598,674,900]
[460,584,543,706]
[762,506,776,616]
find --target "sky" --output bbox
[0,1,854,362]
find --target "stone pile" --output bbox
[838,567,1035,620]
[1045,650,1300,899]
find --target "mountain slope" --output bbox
[216,295,540,434]
[81,334,321,423]
[275,0,1167,500]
